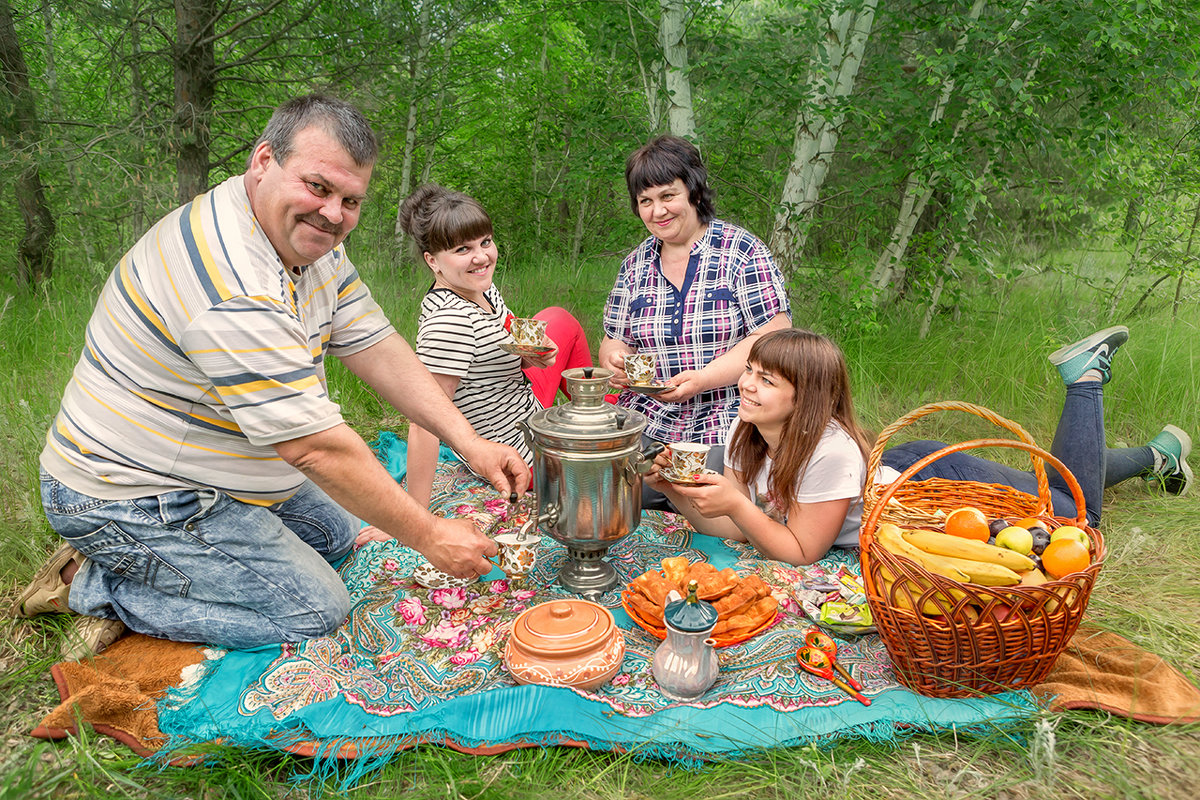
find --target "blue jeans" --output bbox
[881,382,1153,527]
[41,474,357,648]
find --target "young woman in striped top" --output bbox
[398,184,594,507]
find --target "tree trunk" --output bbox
[174,0,216,203]
[626,0,661,130]
[394,0,432,251]
[868,0,987,298]
[769,0,877,273]
[0,0,56,288]
[658,0,695,138]
[42,2,96,264]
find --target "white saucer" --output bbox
[624,383,672,395]
[659,467,718,486]
[498,342,554,357]
[412,561,475,589]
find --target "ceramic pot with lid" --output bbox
[518,367,662,596]
[504,599,626,689]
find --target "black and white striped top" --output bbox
[415,285,540,462]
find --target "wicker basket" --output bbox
[860,402,1106,698]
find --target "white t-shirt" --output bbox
[415,285,541,462]
[724,417,888,549]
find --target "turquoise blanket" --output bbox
[157,433,1038,785]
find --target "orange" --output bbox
[1041,538,1091,579]
[944,507,990,542]
[1013,517,1041,529]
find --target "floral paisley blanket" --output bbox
[157,436,1037,780]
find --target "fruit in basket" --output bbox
[903,529,1035,572]
[875,524,969,582]
[1030,528,1052,555]
[1050,525,1090,550]
[945,507,990,541]
[1041,538,1091,578]
[994,525,1034,556]
[987,517,1012,537]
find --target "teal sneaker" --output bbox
[1048,326,1129,385]
[1146,425,1193,496]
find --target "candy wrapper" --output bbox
[819,600,874,633]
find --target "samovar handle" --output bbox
[516,419,534,452]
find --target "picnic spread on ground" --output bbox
[31,432,1200,786]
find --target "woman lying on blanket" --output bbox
[647,326,1192,566]
[398,184,595,508]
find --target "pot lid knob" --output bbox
[664,580,718,632]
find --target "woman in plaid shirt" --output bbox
[600,135,791,510]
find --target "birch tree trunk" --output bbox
[394,0,433,247]
[0,0,56,288]
[868,0,988,297]
[658,0,695,138]
[769,0,877,273]
[627,0,661,130]
[870,0,1042,301]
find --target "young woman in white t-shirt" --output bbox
[648,327,1188,565]
[397,184,595,507]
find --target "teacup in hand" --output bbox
[624,352,656,386]
[667,442,710,479]
[492,532,541,583]
[510,318,548,347]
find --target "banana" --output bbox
[920,551,1022,586]
[875,523,971,583]
[903,529,1036,572]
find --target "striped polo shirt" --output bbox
[40,175,395,505]
[415,286,539,462]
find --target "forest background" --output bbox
[1,1,1199,798]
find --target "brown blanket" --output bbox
[1034,625,1200,724]
[31,625,1200,756]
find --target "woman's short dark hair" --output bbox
[398,183,494,257]
[624,135,716,223]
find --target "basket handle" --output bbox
[861,438,1089,560]
[865,401,1050,508]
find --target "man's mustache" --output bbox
[299,213,343,237]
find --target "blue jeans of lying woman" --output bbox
[41,474,357,648]
[880,382,1153,527]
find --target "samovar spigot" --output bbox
[517,504,559,541]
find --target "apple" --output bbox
[995,525,1034,555]
[1050,525,1090,550]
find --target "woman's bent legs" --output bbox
[527,306,593,407]
[42,475,357,648]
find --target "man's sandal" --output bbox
[60,614,127,661]
[12,541,80,618]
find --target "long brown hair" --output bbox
[397,183,493,259]
[728,329,871,516]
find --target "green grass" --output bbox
[1,244,1198,798]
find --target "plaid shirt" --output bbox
[603,219,790,444]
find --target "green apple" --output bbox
[1050,525,1090,550]
[995,525,1034,555]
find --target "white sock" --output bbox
[1074,369,1104,383]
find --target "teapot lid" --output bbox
[509,599,618,657]
[664,580,719,632]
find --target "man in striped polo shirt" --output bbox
[15,95,528,659]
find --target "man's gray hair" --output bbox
[256,94,378,167]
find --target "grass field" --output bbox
[1,244,1197,799]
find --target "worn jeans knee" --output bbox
[40,473,356,647]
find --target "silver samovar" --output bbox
[518,367,662,596]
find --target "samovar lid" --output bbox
[529,367,646,441]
